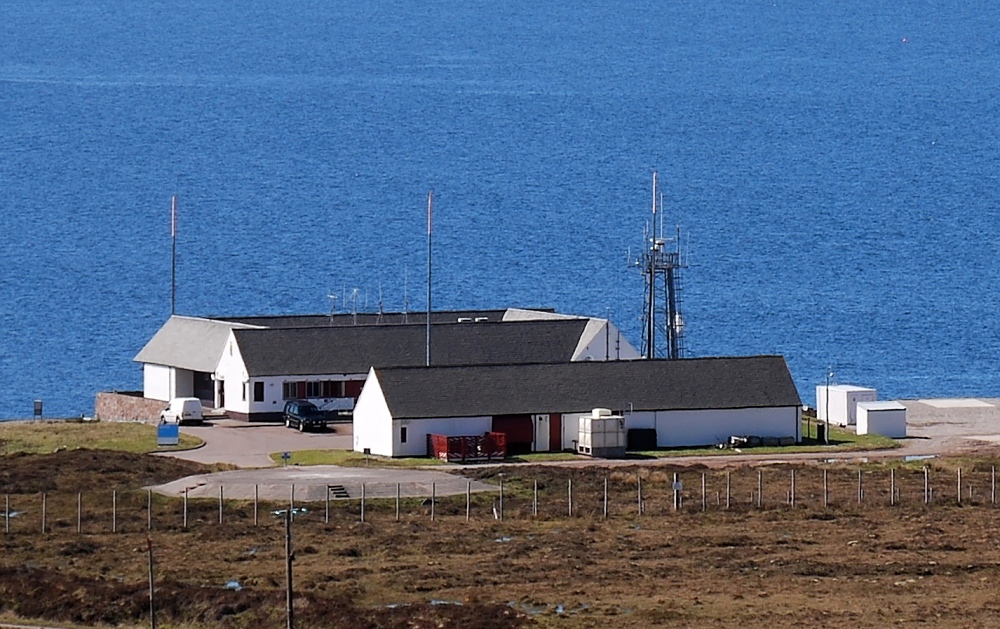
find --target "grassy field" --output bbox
[0,420,202,455]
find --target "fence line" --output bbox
[3,467,996,535]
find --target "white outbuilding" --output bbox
[353,356,803,457]
[856,401,907,438]
[816,384,877,426]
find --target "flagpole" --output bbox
[170,195,177,315]
[425,191,433,367]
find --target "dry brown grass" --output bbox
[5,453,1000,628]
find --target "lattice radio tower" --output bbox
[637,171,687,360]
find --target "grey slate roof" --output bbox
[371,356,802,419]
[233,319,592,376]
[133,316,259,372]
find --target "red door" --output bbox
[549,413,562,451]
[492,415,534,455]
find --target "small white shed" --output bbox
[816,384,877,426]
[856,401,907,438]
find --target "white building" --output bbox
[353,356,803,457]
[856,401,907,438]
[134,308,640,421]
[816,384,877,426]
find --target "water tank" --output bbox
[578,408,626,458]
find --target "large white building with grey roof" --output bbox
[134,308,639,421]
[353,356,803,457]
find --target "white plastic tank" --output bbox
[578,408,626,458]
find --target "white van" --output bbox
[159,397,204,425]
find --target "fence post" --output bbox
[603,477,608,519]
[701,473,707,511]
[361,483,366,523]
[290,484,295,512]
[757,470,763,509]
[41,493,46,534]
[4,495,8,534]
[957,468,962,505]
[924,466,930,504]
[183,488,188,529]
[499,479,505,521]
[726,472,731,510]
[823,469,828,508]
[219,486,224,525]
[147,489,152,531]
[431,483,436,521]
[112,490,117,533]
[993,466,996,505]
[568,479,573,517]
[397,483,402,522]
[325,487,330,524]
[890,468,896,506]
[77,492,82,534]
[857,469,863,505]
[254,485,258,527]
[790,470,795,508]
[637,475,642,516]
[464,482,469,522]
[534,480,539,517]
[673,473,681,512]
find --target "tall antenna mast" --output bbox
[425,191,433,367]
[637,171,687,360]
[170,195,178,315]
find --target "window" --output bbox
[282,382,299,400]
[400,426,407,444]
[253,381,264,402]
[306,381,321,398]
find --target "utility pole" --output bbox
[170,195,177,315]
[285,509,294,629]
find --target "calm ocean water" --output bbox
[1,0,998,418]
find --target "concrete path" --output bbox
[149,465,496,502]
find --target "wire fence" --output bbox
[3,465,997,535]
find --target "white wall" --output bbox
[653,407,800,447]
[391,416,493,457]
[353,369,396,456]
[571,319,641,361]
[817,386,877,426]
[143,364,193,401]
[216,332,250,414]
[564,407,800,449]
[857,405,906,438]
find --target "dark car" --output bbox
[283,400,328,432]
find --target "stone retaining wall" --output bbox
[95,391,165,424]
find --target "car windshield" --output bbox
[299,403,323,417]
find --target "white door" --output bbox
[532,414,550,452]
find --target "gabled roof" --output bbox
[233,319,593,376]
[134,316,260,372]
[370,356,802,419]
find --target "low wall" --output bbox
[95,391,164,424]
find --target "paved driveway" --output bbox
[155,419,353,468]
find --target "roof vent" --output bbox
[457,317,473,322]
[474,317,489,322]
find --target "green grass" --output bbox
[0,420,203,455]
[269,449,445,467]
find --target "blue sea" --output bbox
[2,0,998,419]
